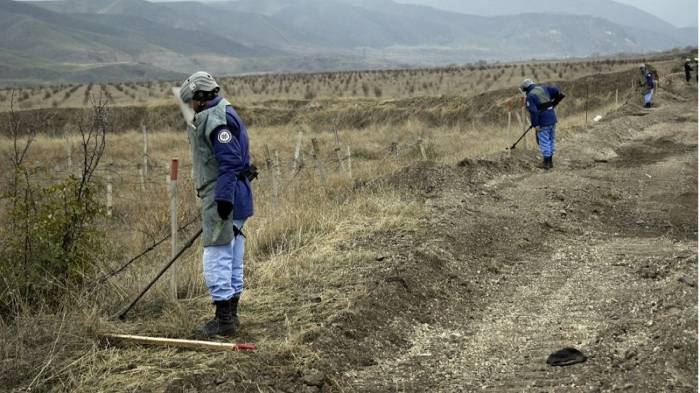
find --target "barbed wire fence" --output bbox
[0,122,435,299]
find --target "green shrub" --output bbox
[0,99,108,318]
[0,172,105,316]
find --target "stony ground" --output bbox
[328,76,698,392]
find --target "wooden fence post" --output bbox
[417,138,427,161]
[507,111,512,133]
[585,83,590,126]
[293,131,304,172]
[310,138,326,186]
[142,123,149,178]
[138,164,145,193]
[106,163,113,217]
[106,177,113,217]
[63,132,72,171]
[520,105,529,150]
[333,128,344,171]
[264,145,279,199]
[169,159,179,298]
[273,150,281,188]
[345,145,352,179]
[390,141,400,159]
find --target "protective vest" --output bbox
[190,98,236,246]
[189,98,231,195]
[640,71,654,93]
[530,86,554,111]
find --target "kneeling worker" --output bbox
[179,71,255,337]
[520,79,565,170]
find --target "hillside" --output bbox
[0,0,268,84]
[397,0,697,41]
[1,0,695,85]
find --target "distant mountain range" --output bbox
[1,0,696,85]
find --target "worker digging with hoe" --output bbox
[520,79,565,170]
[179,71,255,337]
[639,63,656,108]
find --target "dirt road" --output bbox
[323,77,697,392]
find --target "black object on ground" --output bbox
[546,347,587,367]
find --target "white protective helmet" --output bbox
[179,71,220,103]
[519,79,536,92]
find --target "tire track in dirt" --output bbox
[339,78,697,391]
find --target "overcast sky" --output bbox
[613,0,697,27]
[148,0,698,27]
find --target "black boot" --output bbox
[537,158,548,170]
[200,298,236,337]
[546,156,553,169]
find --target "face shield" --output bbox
[180,71,219,103]
[179,80,196,104]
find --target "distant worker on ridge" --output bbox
[520,79,565,170]
[684,58,693,83]
[639,64,655,108]
[179,71,256,337]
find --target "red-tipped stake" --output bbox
[234,343,257,351]
[101,333,258,352]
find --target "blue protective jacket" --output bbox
[205,97,254,220]
[525,85,561,128]
[645,71,655,89]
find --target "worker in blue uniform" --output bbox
[639,64,655,108]
[684,58,693,83]
[520,79,565,170]
[179,71,255,337]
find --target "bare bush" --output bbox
[0,95,110,317]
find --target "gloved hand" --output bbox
[216,200,233,220]
[552,92,566,107]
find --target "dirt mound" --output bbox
[369,149,537,199]
[327,68,698,391]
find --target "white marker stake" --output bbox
[169,159,179,298]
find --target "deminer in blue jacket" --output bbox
[639,64,655,108]
[179,71,255,337]
[684,58,693,83]
[520,79,565,170]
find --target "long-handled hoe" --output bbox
[107,212,256,352]
[117,228,202,321]
[507,125,533,150]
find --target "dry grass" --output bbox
[0,55,668,391]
